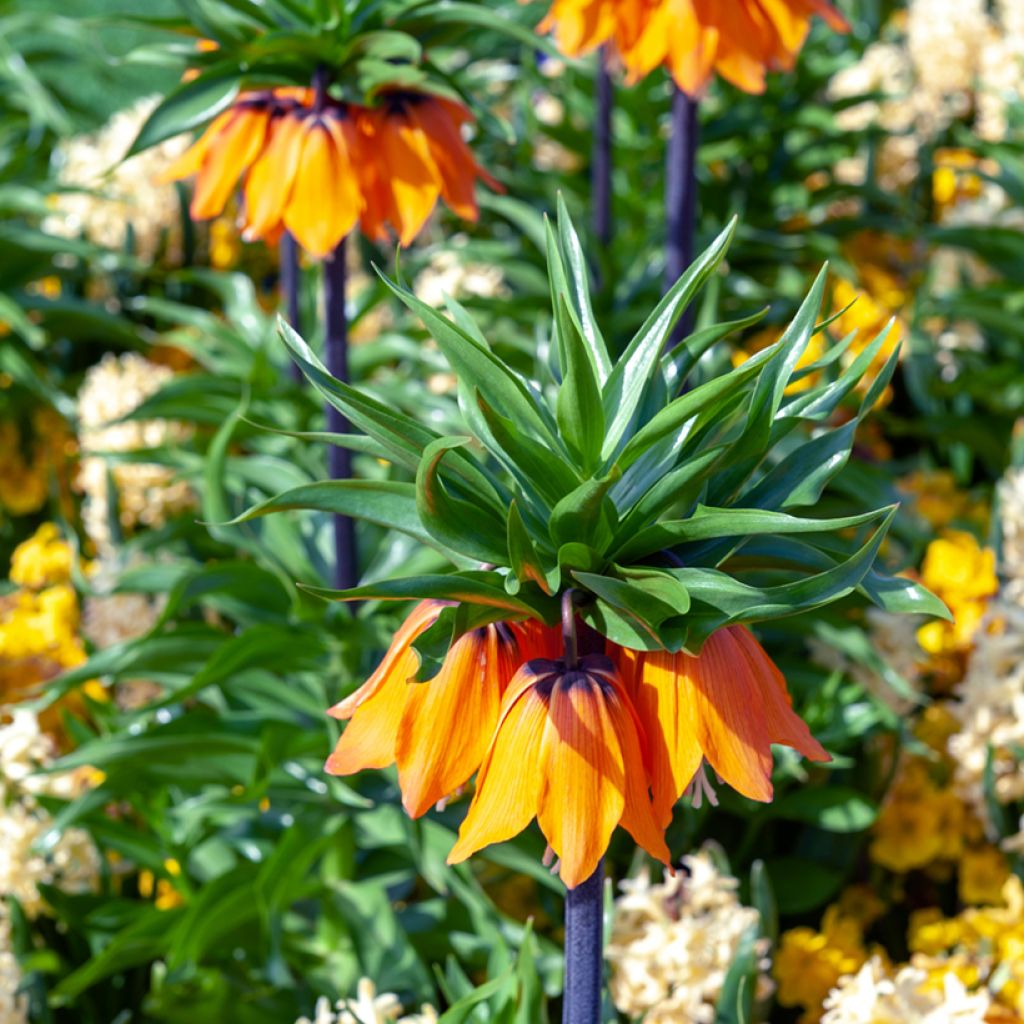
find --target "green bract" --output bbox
[233,199,950,662]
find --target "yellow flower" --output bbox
[898,470,987,531]
[774,909,867,1021]
[932,149,989,216]
[915,531,997,658]
[138,868,185,911]
[920,531,998,604]
[835,885,887,931]
[913,703,961,754]
[959,846,1010,905]
[732,327,828,394]
[908,908,965,955]
[9,523,75,589]
[871,796,945,871]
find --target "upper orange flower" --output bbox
[614,625,830,818]
[163,88,497,257]
[447,653,670,888]
[540,0,849,95]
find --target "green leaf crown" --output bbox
[234,198,949,657]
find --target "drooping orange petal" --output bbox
[282,115,361,258]
[408,100,480,222]
[688,628,776,802]
[594,662,671,868]
[191,104,270,220]
[325,665,409,775]
[536,670,627,887]
[159,109,234,184]
[447,666,551,865]
[395,624,520,817]
[328,600,443,720]
[377,108,442,246]
[730,626,830,764]
[243,110,305,240]
[351,108,392,243]
[617,645,702,827]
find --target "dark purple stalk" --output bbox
[665,87,700,347]
[592,50,613,253]
[279,231,303,382]
[562,860,604,1024]
[323,238,358,592]
[560,589,602,1024]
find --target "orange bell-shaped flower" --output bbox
[326,603,557,817]
[540,0,848,96]
[615,625,830,820]
[355,93,500,247]
[447,653,670,889]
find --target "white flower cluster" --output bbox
[606,850,764,1024]
[0,710,100,920]
[76,352,194,552]
[45,97,190,262]
[296,979,437,1024]
[0,914,27,1024]
[998,467,1024,600]
[829,0,1024,189]
[948,463,1024,831]
[821,956,991,1023]
[949,601,1024,826]
[413,245,508,310]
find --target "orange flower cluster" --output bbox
[326,602,829,887]
[164,89,496,257]
[541,0,848,95]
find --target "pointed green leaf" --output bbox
[602,219,736,457]
[417,438,509,564]
[549,474,619,553]
[555,193,611,382]
[128,64,241,156]
[616,504,893,564]
[377,270,556,446]
[555,293,604,471]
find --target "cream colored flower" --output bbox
[413,245,508,310]
[76,352,194,552]
[607,849,763,1023]
[0,915,28,1024]
[295,981,438,1024]
[949,601,1024,830]
[822,956,991,1023]
[45,97,190,262]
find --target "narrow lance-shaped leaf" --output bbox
[615,504,895,564]
[377,269,558,448]
[602,218,737,458]
[555,193,611,382]
[416,437,509,565]
[555,293,604,472]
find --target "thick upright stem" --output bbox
[665,87,700,346]
[562,860,604,1024]
[592,50,613,253]
[323,239,358,592]
[279,231,303,382]
[562,590,578,671]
